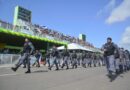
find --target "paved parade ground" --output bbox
[0,66,130,90]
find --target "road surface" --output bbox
[0,66,130,90]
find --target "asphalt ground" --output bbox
[0,66,130,90]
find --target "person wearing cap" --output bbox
[48,46,59,70]
[102,37,119,78]
[87,52,92,67]
[71,51,78,69]
[61,48,70,70]
[81,51,87,68]
[45,50,51,68]
[32,50,42,67]
[119,48,126,73]
[124,50,130,71]
[77,50,81,66]
[11,38,35,73]
[93,53,97,67]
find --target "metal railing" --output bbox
[0,54,21,65]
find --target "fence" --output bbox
[0,54,20,65]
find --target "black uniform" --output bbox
[71,52,77,69]
[81,52,87,68]
[33,51,41,67]
[61,50,70,69]
[49,47,59,70]
[46,51,51,68]
[11,41,34,73]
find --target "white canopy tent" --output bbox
[57,43,93,52]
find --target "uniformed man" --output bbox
[87,52,92,67]
[77,50,81,66]
[93,53,97,67]
[102,37,118,77]
[71,51,77,69]
[48,46,59,70]
[124,50,130,71]
[11,38,35,73]
[61,48,70,70]
[32,50,42,67]
[45,50,51,68]
[119,48,126,73]
[114,48,120,74]
[81,51,87,68]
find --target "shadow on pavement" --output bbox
[32,70,48,73]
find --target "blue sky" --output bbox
[0,0,130,49]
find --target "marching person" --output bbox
[114,48,120,74]
[93,53,97,67]
[11,38,35,73]
[87,52,92,67]
[119,48,126,73]
[71,51,78,69]
[61,48,70,70]
[48,46,59,71]
[102,37,118,78]
[32,50,42,67]
[45,50,51,68]
[77,50,81,66]
[124,50,130,71]
[81,51,87,68]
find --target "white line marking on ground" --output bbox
[0,73,21,77]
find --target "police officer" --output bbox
[77,50,81,66]
[119,48,126,73]
[32,50,42,67]
[61,48,70,70]
[87,52,92,67]
[124,50,130,70]
[81,51,87,68]
[114,47,120,74]
[93,53,97,67]
[11,38,35,73]
[48,46,59,70]
[45,50,51,68]
[57,51,62,67]
[102,37,118,77]
[71,51,77,69]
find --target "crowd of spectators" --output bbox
[0,19,94,48]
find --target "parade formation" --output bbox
[0,5,129,85]
[11,37,130,82]
[1,1,130,90]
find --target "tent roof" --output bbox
[57,43,93,52]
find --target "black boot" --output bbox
[66,67,69,70]
[11,67,17,72]
[25,69,31,73]
[48,67,51,70]
[55,68,59,71]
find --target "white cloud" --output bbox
[97,0,117,16]
[119,27,130,50]
[106,0,130,24]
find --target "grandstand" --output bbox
[0,6,101,54]
[0,20,67,52]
